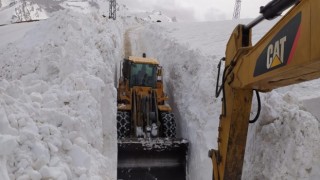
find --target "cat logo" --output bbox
[266,36,287,69]
[254,12,301,77]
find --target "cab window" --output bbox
[130,63,156,88]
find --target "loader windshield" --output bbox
[130,63,157,88]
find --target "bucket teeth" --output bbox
[117,138,188,180]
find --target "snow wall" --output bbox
[129,21,320,180]
[0,10,123,179]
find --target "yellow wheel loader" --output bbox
[117,54,188,180]
[209,0,320,179]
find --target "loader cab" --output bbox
[123,56,159,88]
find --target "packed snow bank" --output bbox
[243,92,320,180]
[0,9,123,179]
[128,19,320,179]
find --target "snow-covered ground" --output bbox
[0,0,320,180]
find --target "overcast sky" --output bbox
[119,0,272,22]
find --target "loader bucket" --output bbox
[117,138,188,180]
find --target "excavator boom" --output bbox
[210,0,320,179]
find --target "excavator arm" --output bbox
[209,0,320,179]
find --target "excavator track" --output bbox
[117,138,188,180]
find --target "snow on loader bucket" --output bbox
[117,138,188,180]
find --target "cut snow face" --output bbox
[0,7,124,180]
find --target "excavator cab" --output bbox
[117,55,188,180]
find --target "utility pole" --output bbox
[233,0,241,19]
[109,0,116,20]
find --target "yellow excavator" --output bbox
[210,0,320,179]
[117,54,188,180]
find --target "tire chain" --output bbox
[161,112,176,138]
[117,111,131,138]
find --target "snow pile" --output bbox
[0,9,123,180]
[0,0,14,8]
[0,0,48,24]
[143,10,172,22]
[0,0,110,25]
[128,19,320,179]
[243,92,320,179]
[121,9,173,24]
[60,0,109,15]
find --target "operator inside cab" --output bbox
[130,63,156,87]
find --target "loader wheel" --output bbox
[117,111,131,139]
[161,112,176,138]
